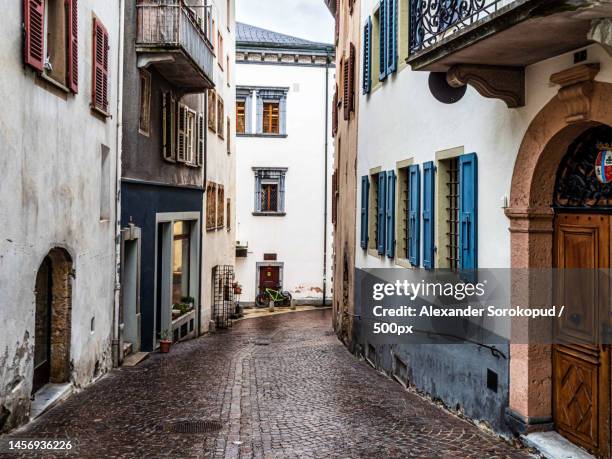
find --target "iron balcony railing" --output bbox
[409,0,516,55]
[136,1,214,79]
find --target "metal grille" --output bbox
[165,419,223,434]
[261,184,278,212]
[446,158,459,270]
[409,0,507,54]
[212,265,234,329]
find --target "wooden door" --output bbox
[259,266,280,293]
[554,213,610,458]
[33,257,52,394]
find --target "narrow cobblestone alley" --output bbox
[4,310,529,458]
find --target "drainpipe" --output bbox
[112,0,126,368]
[322,51,331,307]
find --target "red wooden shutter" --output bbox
[23,0,44,71]
[343,58,349,121]
[348,43,355,114]
[67,0,78,93]
[92,18,109,113]
[334,0,340,44]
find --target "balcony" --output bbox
[408,0,612,72]
[136,1,214,92]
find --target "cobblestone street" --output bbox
[4,310,529,458]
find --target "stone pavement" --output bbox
[2,309,530,458]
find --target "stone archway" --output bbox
[33,248,73,393]
[505,70,612,433]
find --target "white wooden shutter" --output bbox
[177,103,187,163]
[197,112,204,166]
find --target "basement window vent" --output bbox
[486,368,498,393]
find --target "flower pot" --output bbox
[159,339,172,353]
[234,287,242,295]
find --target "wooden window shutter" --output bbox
[386,170,396,258]
[459,153,478,269]
[332,171,338,226]
[162,92,176,161]
[67,0,79,93]
[334,0,340,44]
[23,0,45,71]
[378,0,387,81]
[177,103,187,162]
[408,164,421,266]
[360,176,369,249]
[363,17,372,95]
[342,58,349,121]
[348,43,355,113]
[386,0,398,75]
[92,18,109,113]
[332,85,338,137]
[197,112,204,166]
[377,171,387,255]
[422,162,435,268]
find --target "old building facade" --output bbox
[329,0,612,456]
[0,0,121,431]
[120,0,236,354]
[234,23,334,306]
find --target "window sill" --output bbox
[238,133,288,139]
[38,72,70,94]
[90,104,111,120]
[252,212,286,217]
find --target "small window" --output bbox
[438,157,460,270]
[139,70,151,136]
[236,100,246,134]
[217,97,225,138]
[254,168,287,215]
[208,90,217,132]
[263,102,280,134]
[227,117,231,154]
[218,33,224,70]
[217,185,225,228]
[206,183,217,231]
[226,198,231,231]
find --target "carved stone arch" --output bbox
[504,80,612,431]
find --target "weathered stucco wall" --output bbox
[0,1,120,431]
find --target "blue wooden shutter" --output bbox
[363,17,372,94]
[378,0,387,82]
[408,165,420,266]
[386,170,396,258]
[422,161,435,269]
[377,172,387,255]
[360,176,369,249]
[386,0,397,75]
[459,153,478,270]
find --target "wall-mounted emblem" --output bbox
[595,143,612,184]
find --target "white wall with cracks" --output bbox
[0,0,120,431]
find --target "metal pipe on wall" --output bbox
[322,51,331,307]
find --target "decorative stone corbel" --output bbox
[446,65,525,108]
[550,63,600,123]
[588,19,612,57]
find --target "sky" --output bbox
[235,0,334,44]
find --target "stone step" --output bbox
[122,352,149,367]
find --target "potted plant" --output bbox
[233,282,242,295]
[159,329,172,353]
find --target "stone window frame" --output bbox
[253,167,288,216]
[256,88,288,136]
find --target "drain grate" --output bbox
[165,419,223,434]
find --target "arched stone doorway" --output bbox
[32,248,72,394]
[506,72,612,457]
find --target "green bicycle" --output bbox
[255,287,292,307]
